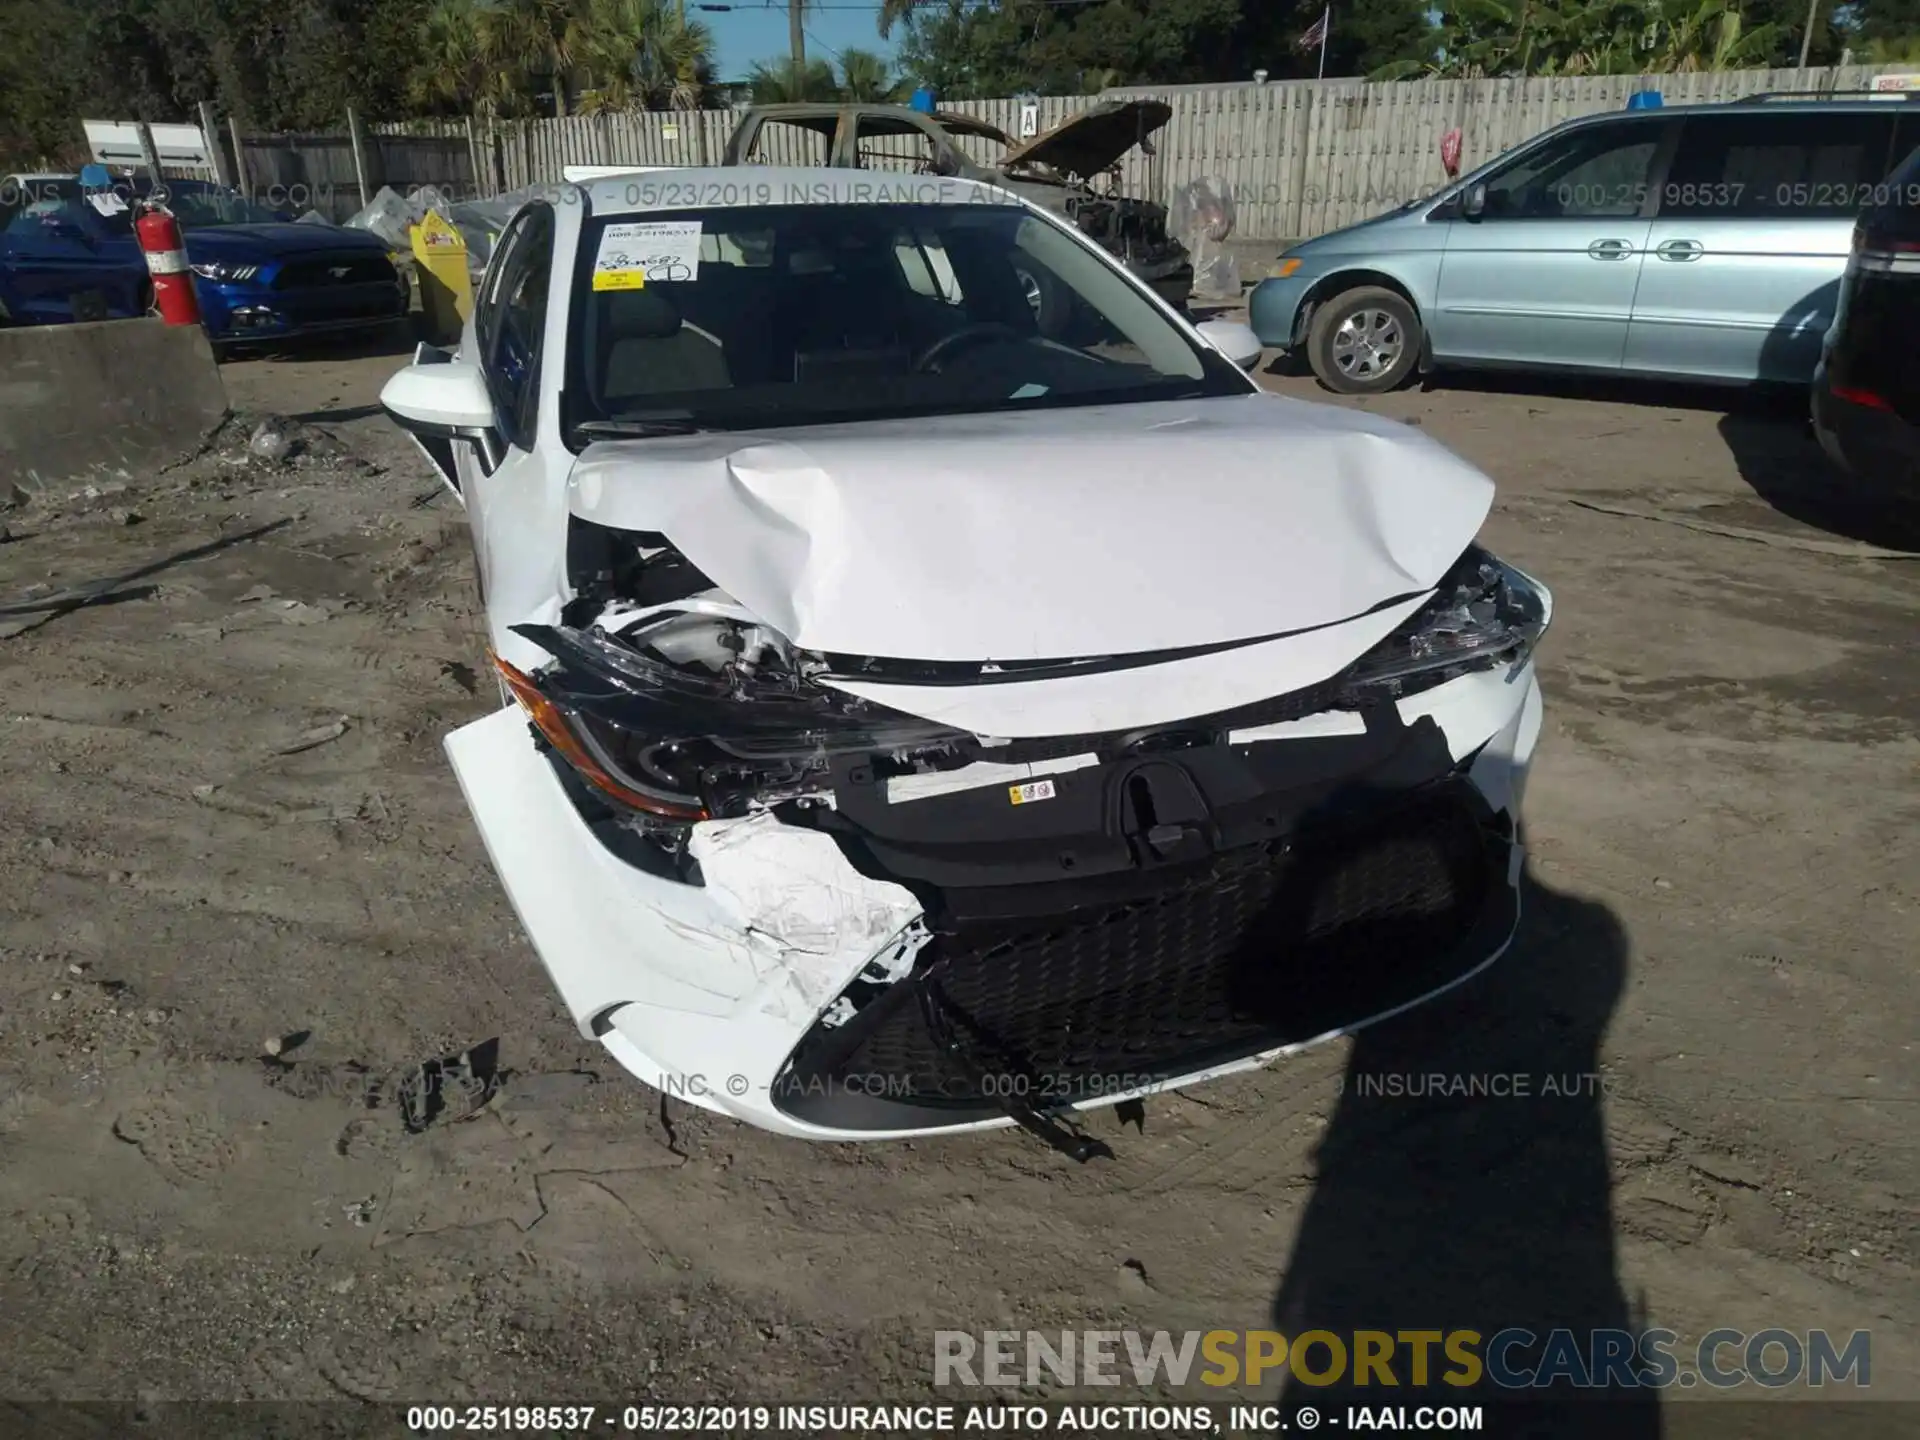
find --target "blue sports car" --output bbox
[0,175,410,346]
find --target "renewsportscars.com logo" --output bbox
[933,1328,1872,1391]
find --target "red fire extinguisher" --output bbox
[135,204,203,327]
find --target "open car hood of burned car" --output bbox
[998,98,1173,180]
[565,391,1495,667]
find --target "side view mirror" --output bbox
[1195,317,1262,370]
[380,351,502,471]
[1460,182,1488,221]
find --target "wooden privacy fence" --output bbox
[253,64,1903,237]
[230,119,477,221]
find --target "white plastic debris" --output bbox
[1172,176,1241,299]
[340,185,417,250]
[248,418,294,463]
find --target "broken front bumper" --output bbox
[447,664,1542,1142]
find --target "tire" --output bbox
[1306,285,1422,395]
[1012,262,1071,341]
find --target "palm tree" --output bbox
[409,0,505,114]
[480,0,584,116]
[837,47,908,100]
[875,0,928,40]
[745,54,838,101]
[572,0,717,111]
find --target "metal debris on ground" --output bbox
[273,717,350,756]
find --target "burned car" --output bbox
[723,99,1195,318]
[380,168,1549,1155]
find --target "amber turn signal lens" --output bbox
[490,649,709,822]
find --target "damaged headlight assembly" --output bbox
[492,618,974,834]
[490,544,1548,851]
[1341,546,1551,697]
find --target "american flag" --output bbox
[1298,6,1329,49]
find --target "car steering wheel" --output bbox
[913,322,1021,373]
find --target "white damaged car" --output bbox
[381,168,1549,1157]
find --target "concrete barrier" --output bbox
[0,318,229,495]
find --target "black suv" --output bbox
[1813,139,1920,492]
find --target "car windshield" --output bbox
[161,183,290,228]
[564,201,1240,442]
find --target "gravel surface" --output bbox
[0,332,1913,1426]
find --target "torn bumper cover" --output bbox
[446,543,1549,1143]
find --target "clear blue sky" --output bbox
[699,0,905,82]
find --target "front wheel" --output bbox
[1307,286,1422,395]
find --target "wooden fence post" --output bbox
[346,105,372,207]
[196,101,233,188]
[228,115,252,197]
[465,115,482,197]
[1286,86,1316,242]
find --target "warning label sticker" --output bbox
[592,220,702,290]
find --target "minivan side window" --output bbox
[1659,113,1897,220]
[1477,123,1664,219]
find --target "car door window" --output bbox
[742,119,833,166]
[1479,123,1662,219]
[478,204,553,450]
[852,117,954,175]
[1893,114,1920,176]
[1660,113,1897,220]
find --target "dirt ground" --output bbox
[0,328,1914,1432]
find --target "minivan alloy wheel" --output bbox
[1307,284,1422,395]
[1332,309,1403,380]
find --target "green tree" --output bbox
[892,0,1429,94]
[409,0,510,115]
[1393,0,1803,77]
[572,0,718,112]
[1851,0,1920,47]
[745,55,841,101]
[836,48,911,100]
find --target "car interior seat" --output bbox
[598,287,731,402]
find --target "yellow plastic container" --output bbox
[410,211,472,345]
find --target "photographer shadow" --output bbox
[1269,868,1659,1437]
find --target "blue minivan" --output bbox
[1249,96,1920,394]
[0,176,409,347]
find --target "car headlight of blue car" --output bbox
[189,261,261,283]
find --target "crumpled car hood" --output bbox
[999,98,1174,180]
[567,391,1494,665]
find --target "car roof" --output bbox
[1556,94,1920,126]
[742,103,1013,144]
[578,166,1021,216]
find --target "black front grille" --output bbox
[274,255,397,290]
[277,291,408,325]
[776,787,1507,1127]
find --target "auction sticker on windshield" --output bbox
[593,220,702,289]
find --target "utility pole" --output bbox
[1798,0,1818,70]
[789,0,806,80]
